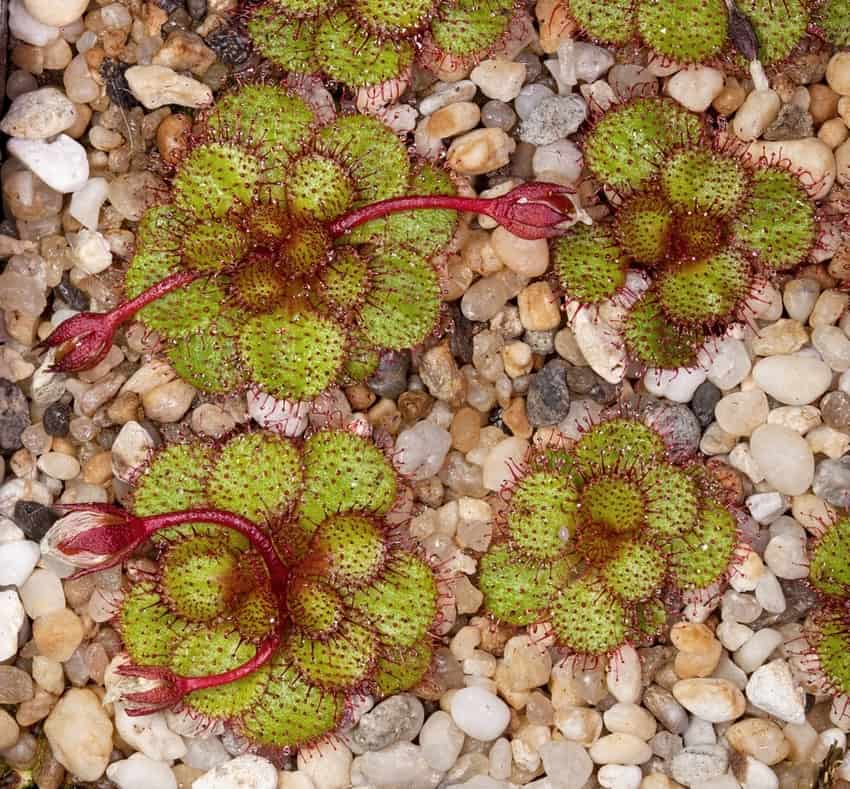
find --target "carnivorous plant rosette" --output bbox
[562,0,848,67]
[245,0,526,96]
[40,83,578,400]
[477,415,741,656]
[553,96,819,371]
[42,428,445,755]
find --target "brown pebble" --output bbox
[33,608,84,663]
[64,103,92,140]
[32,746,66,789]
[809,84,840,125]
[451,406,482,453]
[502,398,532,439]
[156,113,192,166]
[0,708,20,750]
[174,764,205,788]
[82,450,113,485]
[398,390,433,423]
[367,398,401,434]
[344,383,376,411]
[713,77,747,116]
[16,687,58,727]
[106,390,141,424]
[0,666,34,704]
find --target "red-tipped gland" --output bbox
[114,633,281,716]
[39,270,200,373]
[329,182,580,240]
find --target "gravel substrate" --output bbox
[0,1,850,788]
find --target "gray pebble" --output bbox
[812,456,850,508]
[368,351,410,400]
[345,694,425,754]
[691,380,722,428]
[670,745,729,786]
[526,359,571,426]
[0,379,30,451]
[519,94,588,146]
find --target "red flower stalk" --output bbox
[114,633,281,716]
[38,270,200,373]
[329,182,579,240]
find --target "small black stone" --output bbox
[100,59,139,110]
[13,500,59,541]
[527,359,571,427]
[54,273,90,311]
[205,23,252,66]
[565,366,616,405]
[0,379,30,452]
[156,0,183,13]
[691,380,722,428]
[448,303,473,365]
[368,350,410,401]
[43,401,71,438]
[187,0,207,20]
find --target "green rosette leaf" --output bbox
[566,0,635,43]
[554,223,628,303]
[636,0,728,63]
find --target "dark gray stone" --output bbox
[43,401,71,438]
[691,380,722,427]
[54,273,90,311]
[526,359,571,426]
[642,400,701,459]
[13,500,59,541]
[0,378,29,451]
[368,350,410,400]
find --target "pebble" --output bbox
[346,694,424,753]
[644,367,706,404]
[763,532,808,580]
[482,436,529,491]
[0,379,30,451]
[395,422,452,480]
[0,87,77,139]
[556,40,615,86]
[194,755,279,789]
[826,51,850,96]
[571,310,626,384]
[734,628,783,673]
[107,754,177,789]
[420,80,476,115]
[745,660,805,724]
[0,538,39,586]
[515,83,555,120]
[19,568,65,618]
[419,711,465,771]
[532,139,583,184]
[671,744,729,786]
[726,718,790,765]
[749,424,814,495]
[491,226,549,277]
[33,607,84,662]
[672,679,746,723]
[752,355,832,405]
[450,686,510,740]
[598,764,642,789]
[0,708,19,750]
[351,742,441,789]
[24,0,86,26]
[0,665,33,703]
[603,703,656,741]
[296,741,352,789]
[446,128,515,175]
[13,499,57,540]
[427,102,481,139]
[7,134,89,193]
[470,59,526,102]
[9,0,58,46]
[502,634,552,691]
[141,379,196,423]
[125,65,213,110]
[526,360,570,426]
[518,281,560,331]
[0,593,24,661]
[733,89,781,141]
[519,94,588,145]
[667,66,725,112]
[714,390,768,436]
[606,645,642,704]
[37,451,81,481]
[588,733,652,765]
[539,741,593,788]
[114,703,187,761]
[42,401,71,438]
[44,688,113,781]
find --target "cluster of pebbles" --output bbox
[0,0,850,788]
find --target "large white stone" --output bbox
[752,355,832,405]
[9,0,58,45]
[0,87,77,139]
[23,0,87,27]
[0,590,25,661]
[8,134,89,193]
[749,424,814,495]
[125,65,213,110]
[194,756,279,789]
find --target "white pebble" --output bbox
[0,87,77,139]
[482,436,529,492]
[70,177,110,230]
[19,568,65,618]
[734,628,783,673]
[470,59,526,102]
[194,756,278,789]
[114,703,187,762]
[106,754,177,789]
[643,366,707,403]
[7,134,89,193]
[606,645,642,704]
[745,660,806,724]
[763,533,808,580]
[598,764,642,789]
[749,424,813,496]
[24,0,87,27]
[667,66,724,112]
[707,338,751,390]
[9,0,59,45]
[450,686,510,740]
[0,590,25,661]
[0,539,40,586]
[752,355,832,405]
[419,710,464,771]
[395,422,452,481]
[588,733,652,765]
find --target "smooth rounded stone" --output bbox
[24,0,86,26]
[395,422,452,481]
[726,718,790,765]
[178,736,228,771]
[419,80,476,115]
[716,621,754,652]
[194,755,278,789]
[810,289,848,327]
[532,139,583,184]
[346,694,424,754]
[598,764,642,789]
[749,424,814,496]
[752,355,832,406]
[807,424,850,459]
[419,711,465,772]
[141,379,196,423]
[812,456,850,507]
[556,40,615,85]
[745,660,805,724]
[481,100,517,130]
[707,338,751,390]
[0,708,20,750]
[351,742,441,789]
[19,568,65,618]
[526,359,570,426]
[32,607,84,662]
[750,319,808,357]
[733,628,783,673]
[0,539,40,586]
[721,589,763,624]
[503,634,552,691]
[462,274,512,322]
[107,753,177,789]
[37,451,80,481]
[427,101,481,139]
[537,741,592,789]
[519,94,588,146]
[734,756,779,789]
[605,645,641,704]
[451,686,511,740]
[812,325,850,371]
[643,366,706,404]
[43,403,71,440]
[0,590,25,661]
[763,533,808,580]
[0,87,77,139]
[672,679,746,723]
[714,390,768,436]
[783,278,820,322]
[0,379,30,452]
[572,310,626,384]
[0,665,33,704]
[44,688,113,781]
[492,226,549,277]
[114,703,187,761]
[745,137,836,200]
[588,733,652,766]
[296,741,352,789]
[641,685,687,735]
[482,436,529,492]
[7,134,89,194]
[671,744,729,786]
[603,703,656,741]
[125,65,213,110]
[446,128,515,175]
[827,51,850,95]
[668,66,724,112]
[9,0,59,45]
[470,59,526,102]
[642,401,701,458]
[733,89,781,140]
